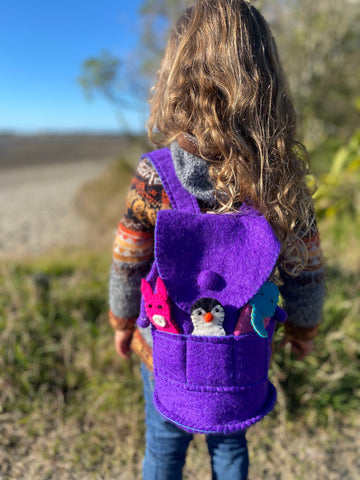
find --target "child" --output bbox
[109,1,325,479]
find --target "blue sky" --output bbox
[0,0,148,133]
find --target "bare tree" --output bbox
[79,0,360,144]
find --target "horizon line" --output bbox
[0,128,147,137]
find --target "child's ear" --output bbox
[141,279,153,299]
[156,277,168,300]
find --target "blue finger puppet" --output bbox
[249,281,279,338]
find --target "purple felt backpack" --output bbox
[137,148,287,434]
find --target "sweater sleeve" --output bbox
[109,157,171,330]
[278,225,325,334]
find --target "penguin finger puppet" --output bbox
[190,298,226,336]
[249,281,279,338]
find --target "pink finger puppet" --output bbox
[234,304,271,336]
[140,277,181,334]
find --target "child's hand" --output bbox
[114,330,133,359]
[280,333,314,361]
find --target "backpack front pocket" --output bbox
[152,320,276,434]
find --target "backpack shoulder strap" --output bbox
[142,148,200,214]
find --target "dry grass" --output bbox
[1,134,359,479]
[0,133,142,169]
[73,135,151,249]
[0,246,359,479]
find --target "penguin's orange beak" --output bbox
[204,312,214,322]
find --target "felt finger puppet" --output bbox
[141,277,180,334]
[234,304,251,336]
[190,298,226,336]
[234,304,272,336]
[249,281,279,338]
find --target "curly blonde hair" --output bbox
[147,0,315,275]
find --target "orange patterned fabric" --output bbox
[124,158,171,230]
[302,233,324,272]
[109,311,137,331]
[109,157,171,332]
[130,329,154,371]
[113,224,153,264]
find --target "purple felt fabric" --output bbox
[155,209,280,315]
[142,149,200,214]
[152,319,277,434]
[137,148,283,434]
[153,382,277,434]
[138,148,281,333]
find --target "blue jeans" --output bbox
[141,363,249,480]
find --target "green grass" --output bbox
[0,250,146,478]
[1,133,360,478]
[0,250,140,412]
[272,264,360,425]
[1,221,359,478]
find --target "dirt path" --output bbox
[0,158,112,257]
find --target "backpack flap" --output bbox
[155,207,281,323]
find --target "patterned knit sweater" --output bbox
[109,139,325,369]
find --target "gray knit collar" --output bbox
[170,142,216,206]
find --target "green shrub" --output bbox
[313,129,360,220]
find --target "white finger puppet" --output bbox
[249,281,279,338]
[190,298,226,336]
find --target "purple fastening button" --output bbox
[137,316,150,328]
[197,270,225,291]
